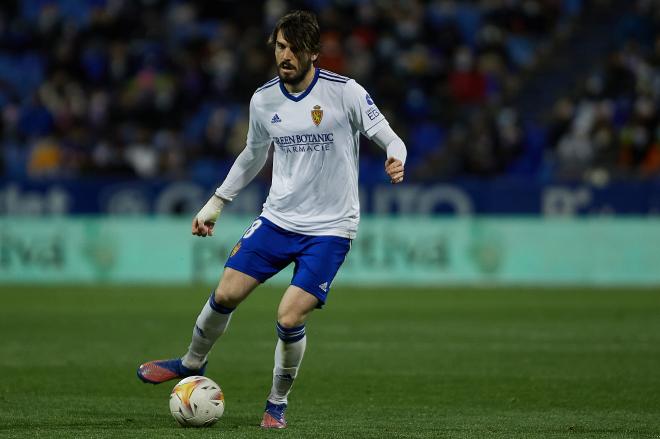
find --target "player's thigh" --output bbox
[214,267,260,308]
[277,285,320,328]
[224,217,292,284]
[290,236,351,307]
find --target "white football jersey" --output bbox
[223,68,388,239]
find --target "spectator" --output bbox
[0,0,584,182]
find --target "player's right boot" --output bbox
[136,358,207,384]
[260,401,287,429]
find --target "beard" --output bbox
[278,55,314,86]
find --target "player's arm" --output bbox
[193,96,271,237]
[370,124,407,184]
[342,79,407,184]
[193,142,271,237]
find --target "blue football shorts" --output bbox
[224,216,351,307]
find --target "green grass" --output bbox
[0,285,659,438]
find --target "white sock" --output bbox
[267,323,307,405]
[181,293,234,370]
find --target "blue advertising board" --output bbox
[1,178,660,216]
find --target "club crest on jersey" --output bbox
[311,105,323,126]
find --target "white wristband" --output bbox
[195,195,225,225]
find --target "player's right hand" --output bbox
[192,195,225,237]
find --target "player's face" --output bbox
[274,31,315,86]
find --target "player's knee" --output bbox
[214,286,242,309]
[276,311,305,329]
[214,268,258,308]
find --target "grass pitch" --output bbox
[0,285,659,438]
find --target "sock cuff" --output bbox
[276,322,306,343]
[208,291,235,314]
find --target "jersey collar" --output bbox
[279,67,319,102]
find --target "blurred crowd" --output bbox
[13,0,658,185]
[549,0,660,182]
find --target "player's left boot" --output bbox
[136,358,207,384]
[260,401,287,429]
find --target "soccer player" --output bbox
[137,10,406,429]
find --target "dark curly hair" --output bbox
[268,10,321,56]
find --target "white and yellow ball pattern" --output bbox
[169,376,224,427]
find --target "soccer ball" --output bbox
[169,376,225,427]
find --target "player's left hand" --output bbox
[385,157,404,184]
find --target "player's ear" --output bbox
[311,53,318,62]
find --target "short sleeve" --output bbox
[246,94,271,150]
[343,80,388,138]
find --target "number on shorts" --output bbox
[243,219,263,239]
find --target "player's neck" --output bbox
[283,66,316,94]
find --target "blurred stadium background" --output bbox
[1,0,659,437]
